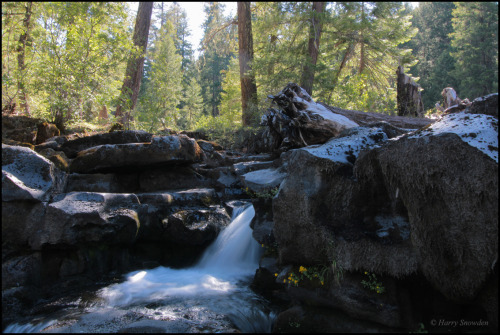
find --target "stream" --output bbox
[4,205,277,333]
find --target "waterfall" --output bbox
[3,204,274,333]
[196,205,261,274]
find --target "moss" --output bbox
[201,196,214,206]
[108,122,124,132]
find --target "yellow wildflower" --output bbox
[299,266,307,273]
[364,271,368,275]
[283,279,286,283]
[274,273,278,277]
[321,281,324,285]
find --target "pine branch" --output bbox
[200,19,237,51]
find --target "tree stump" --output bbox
[396,66,424,117]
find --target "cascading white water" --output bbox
[4,204,275,333]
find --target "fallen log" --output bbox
[259,83,433,152]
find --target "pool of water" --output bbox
[4,205,276,333]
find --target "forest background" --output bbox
[2,2,498,144]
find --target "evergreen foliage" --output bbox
[450,2,498,99]
[2,2,497,139]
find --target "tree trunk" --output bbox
[268,34,277,76]
[17,1,32,116]
[300,1,325,96]
[238,2,258,126]
[115,2,153,125]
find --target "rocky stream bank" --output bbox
[2,85,498,332]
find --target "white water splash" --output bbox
[4,205,273,333]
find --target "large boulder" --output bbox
[60,130,153,158]
[162,207,231,246]
[35,122,60,145]
[356,111,498,301]
[29,192,141,250]
[139,167,211,192]
[273,127,410,273]
[70,135,204,173]
[273,108,497,302]
[467,93,498,118]
[2,144,66,202]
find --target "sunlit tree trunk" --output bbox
[115,2,153,125]
[237,2,258,126]
[17,1,33,116]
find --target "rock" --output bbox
[241,168,286,194]
[273,127,419,276]
[38,148,70,171]
[272,304,393,333]
[139,167,211,192]
[2,115,42,144]
[60,130,153,158]
[284,271,412,329]
[29,192,141,250]
[197,139,223,152]
[108,122,124,132]
[2,144,66,202]
[250,197,275,245]
[2,253,42,290]
[2,202,47,255]
[1,138,34,150]
[35,122,60,145]
[233,160,275,176]
[70,135,204,173]
[356,123,498,301]
[66,173,140,193]
[162,207,231,246]
[467,93,498,118]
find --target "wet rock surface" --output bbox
[2,85,498,333]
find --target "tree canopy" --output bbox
[2,1,498,135]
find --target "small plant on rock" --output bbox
[244,186,279,200]
[361,271,385,294]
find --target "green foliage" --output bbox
[198,2,236,117]
[450,2,498,99]
[2,2,133,127]
[282,265,329,287]
[406,2,457,110]
[410,323,428,334]
[136,20,183,133]
[251,2,417,115]
[244,186,279,200]
[361,271,385,294]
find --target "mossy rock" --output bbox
[108,122,124,132]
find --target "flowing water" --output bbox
[4,205,276,333]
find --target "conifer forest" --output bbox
[2,2,498,142]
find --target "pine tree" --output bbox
[318,2,417,113]
[450,2,498,99]
[406,2,457,110]
[179,75,203,130]
[136,20,183,132]
[199,2,236,117]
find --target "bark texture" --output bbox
[115,2,153,123]
[17,1,33,116]
[300,2,325,96]
[238,2,258,126]
[396,66,424,117]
